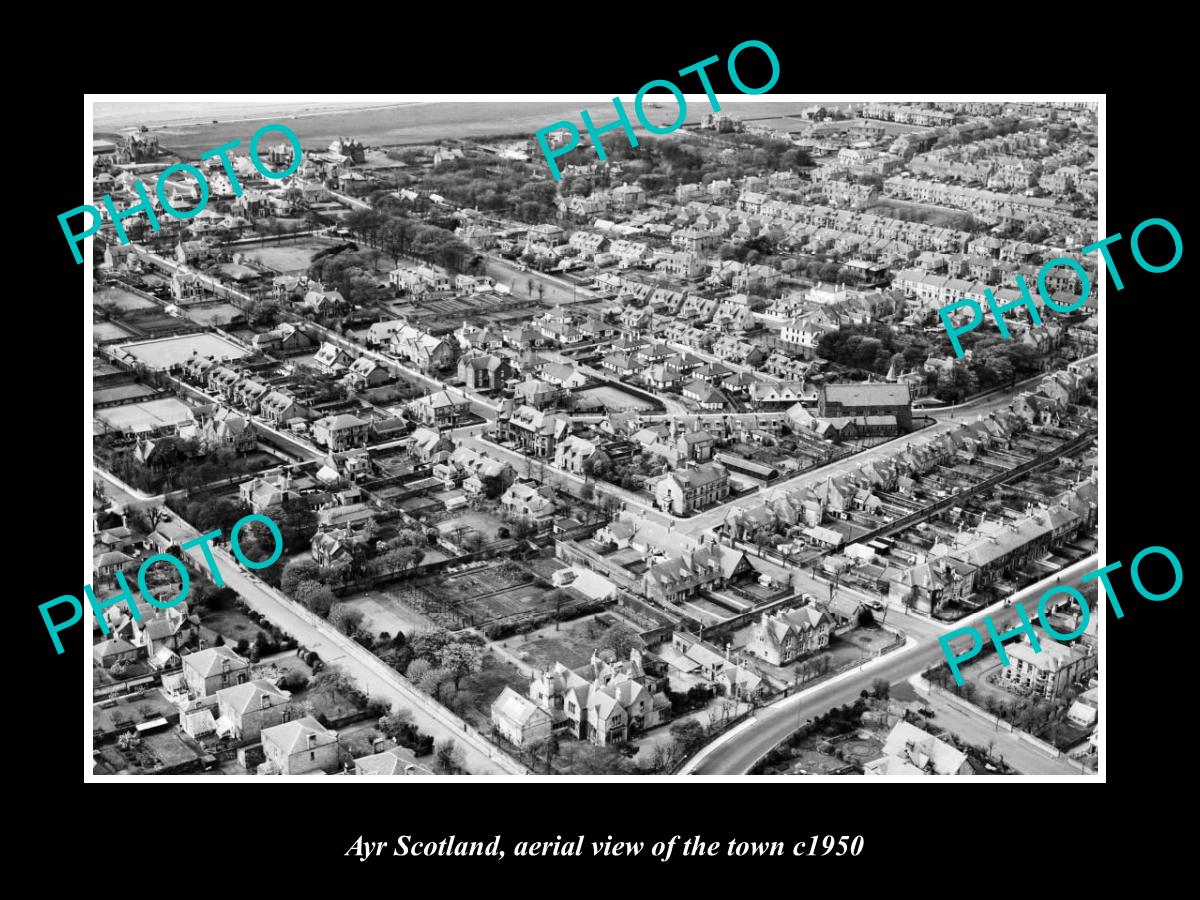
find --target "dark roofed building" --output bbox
[818,382,913,431]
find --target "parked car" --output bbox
[865,598,884,611]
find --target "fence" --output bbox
[167,508,530,775]
[912,675,1095,773]
[669,708,756,774]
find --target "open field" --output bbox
[576,385,656,412]
[117,333,249,370]
[94,320,135,342]
[237,238,340,273]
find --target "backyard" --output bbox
[455,651,531,730]
[508,614,611,670]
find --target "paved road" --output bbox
[458,432,675,527]
[677,388,1021,538]
[686,556,1098,775]
[914,682,1081,775]
[157,517,529,775]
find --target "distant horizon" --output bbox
[92,99,861,132]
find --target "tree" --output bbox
[378,708,415,741]
[669,718,706,758]
[545,589,569,631]
[281,558,321,596]
[596,623,644,660]
[557,742,636,775]
[434,739,465,774]
[410,629,453,664]
[870,678,890,700]
[329,603,365,635]
[856,608,876,628]
[294,580,336,618]
[406,658,433,685]
[531,734,560,774]
[419,667,453,700]
[438,641,484,689]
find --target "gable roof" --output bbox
[216,678,290,715]
[182,646,249,678]
[261,715,336,755]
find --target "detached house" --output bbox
[311,413,370,451]
[344,357,391,389]
[491,686,553,750]
[528,649,668,747]
[215,678,292,743]
[260,391,305,425]
[314,342,354,375]
[182,646,251,697]
[746,606,832,665]
[259,716,340,775]
[458,352,514,392]
[408,390,470,428]
[654,462,730,515]
[497,403,570,457]
[500,481,556,524]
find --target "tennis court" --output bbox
[117,333,249,370]
[95,397,194,432]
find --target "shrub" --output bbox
[366,696,391,717]
[279,672,309,692]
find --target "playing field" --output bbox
[95,397,194,432]
[94,321,134,342]
[117,333,249,370]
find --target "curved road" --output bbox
[686,556,1098,775]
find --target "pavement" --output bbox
[684,555,1099,775]
[113,249,1092,779]
[158,516,529,776]
[911,679,1081,775]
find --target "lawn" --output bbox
[339,590,439,638]
[335,718,385,762]
[510,616,609,670]
[93,689,178,737]
[200,609,266,646]
[838,626,898,657]
[823,633,877,670]
[143,730,205,769]
[435,508,509,542]
[237,238,340,273]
